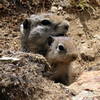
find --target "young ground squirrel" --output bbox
[20,13,69,55]
[45,36,78,85]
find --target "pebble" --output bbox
[58,6,63,11]
[51,6,58,13]
[64,14,73,21]
[79,24,83,28]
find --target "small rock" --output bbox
[88,64,100,71]
[94,34,100,40]
[77,32,83,37]
[64,14,73,21]
[60,0,71,8]
[80,42,96,61]
[52,2,58,7]
[80,40,85,43]
[72,90,100,100]
[81,53,95,61]
[51,6,58,13]
[79,24,83,28]
[0,4,3,9]
[0,23,3,28]
[0,56,20,62]
[69,71,100,100]
[0,49,3,53]
[90,0,100,6]
[58,6,63,11]
[12,33,18,38]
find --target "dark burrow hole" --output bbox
[43,72,71,86]
[54,75,69,85]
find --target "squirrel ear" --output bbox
[47,36,54,46]
[23,19,31,29]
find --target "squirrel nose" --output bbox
[64,24,69,30]
[58,21,69,31]
[62,20,69,30]
[53,20,69,36]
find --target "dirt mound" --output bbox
[0,51,71,100]
[0,51,100,100]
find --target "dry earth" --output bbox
[0,0,100,100]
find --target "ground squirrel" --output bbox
[45,36,78,85]
[20,13,69,55]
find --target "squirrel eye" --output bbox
[41,20,51,25]
[59,45,65,51]
[23,19,31,29]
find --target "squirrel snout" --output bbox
[54,21,69,35]
[62,21,69,30]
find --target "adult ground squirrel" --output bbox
[20,13,69,55]
[45,36,78,85]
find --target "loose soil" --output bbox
[0,0,100,87]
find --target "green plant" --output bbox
[70,0,95,12]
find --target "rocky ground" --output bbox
[0,0,100,100]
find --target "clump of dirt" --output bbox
[0,51,71,100]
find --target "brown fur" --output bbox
[46,37,78,85]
